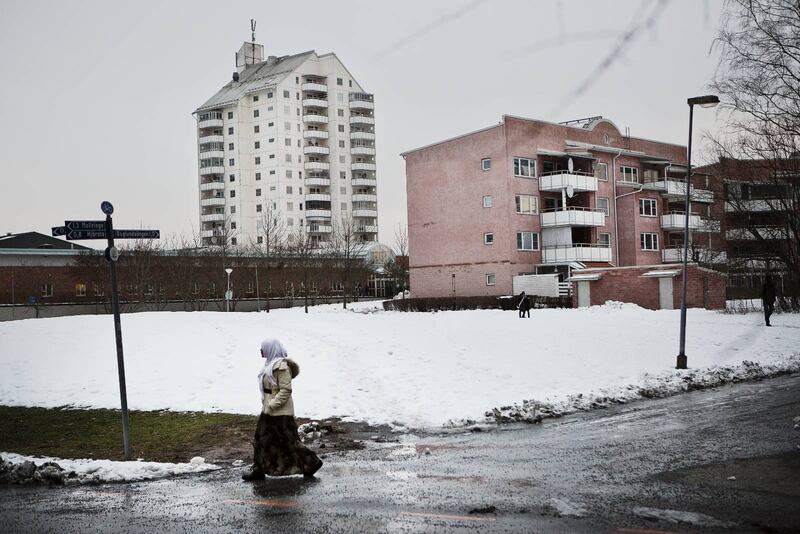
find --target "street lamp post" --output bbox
[225,268,233,312]
[677,94,719,370]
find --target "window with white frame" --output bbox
[639,198,657,216]
[481,158,491,171]
[41,283,53,297]
[483,195,493,208]
[516,231,539,251]
[640,233,659,250]
[620,166,639,183]
[599,233,611,247]
[513,157,536,177]
[484,232,494,245]
[515,194,538,214]
[485,273,496,286]
[75,283,86,297]
[597,197,609,216]
[595,162,608,181]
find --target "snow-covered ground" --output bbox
[0,301,798,428]
[0,452,219,483]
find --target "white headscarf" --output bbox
[258,338,288,401]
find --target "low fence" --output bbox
[0,296,384,322]
[383,295,572,312]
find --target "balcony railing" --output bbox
[198,134,224,145]
[352,193,377,202]
[199,149,224,158]
[200,213,225,223]
[303,145,330,155]
[198,117,223,129]
[306,209,332,219]
[305,161,330,171]
[304,130,329,139]
[349,94,374,110]
[305,193,331,202]
[538,170,598,192]
[306,224,332,233]
[200,197,226,207]
[199,166,225,176]
[660,212,703,231]
[352,177,377,187]
[302,98,328,108]
[356,225,378,233]
[305,176,331,187]
[302,82,328,92]
[353,208,378,218]
[662,247,728,263]
[352,162,376,171]
[350,116,375,125]
[200,229,222,239]
[725,226,789,240]
[642,179,714,203]
[351,147,376,156]
[199,182,225,191]
[350,131,375,140]
[540,207,606,228]
[724,199,786,212]
[542,244,612,263]
[303,114,329,124]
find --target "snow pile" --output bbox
[0,452,219,484]
[0,301,798,427]
[486,357,800,424]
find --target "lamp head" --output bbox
[225,268,233,274]
[687,95,719,108]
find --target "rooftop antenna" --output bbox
[251,19,256,65]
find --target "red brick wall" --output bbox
[571,264,726,310]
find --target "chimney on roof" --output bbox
[236,41,264,73]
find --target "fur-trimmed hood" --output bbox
[284,358,300,379]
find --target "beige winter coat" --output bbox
[261,359,299,416]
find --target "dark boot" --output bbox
[304,457,323,478]
[242,466,265,481]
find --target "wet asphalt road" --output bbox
[1,374,799,533]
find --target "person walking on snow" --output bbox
[242,338,323,481]
[517,291,530,318]
[761,275,777,327]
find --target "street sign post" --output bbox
[51,203,160,461]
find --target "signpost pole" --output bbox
[104,209,132,461]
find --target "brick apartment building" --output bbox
[402,115,725,301]
[698,156,799,299]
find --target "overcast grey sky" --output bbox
[0,0,724,249]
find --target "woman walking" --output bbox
[242,338,323,481]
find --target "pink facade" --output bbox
[403,115,722,298]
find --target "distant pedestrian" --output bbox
[517,291,530,318]
[242,338,323,481]
[761,275,777,327]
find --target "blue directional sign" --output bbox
[101,201,114,215]
[51,226,67,237]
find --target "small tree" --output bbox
[251,205,286,312]
[287,227,317,314]
[329,215,369,309]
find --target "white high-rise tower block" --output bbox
[194,41,378,248]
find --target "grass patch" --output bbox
[0,406,257,463]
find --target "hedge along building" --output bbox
[402,115,725,304]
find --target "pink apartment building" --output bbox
[402,115,723,298]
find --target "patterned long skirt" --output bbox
[253,414,323,476]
